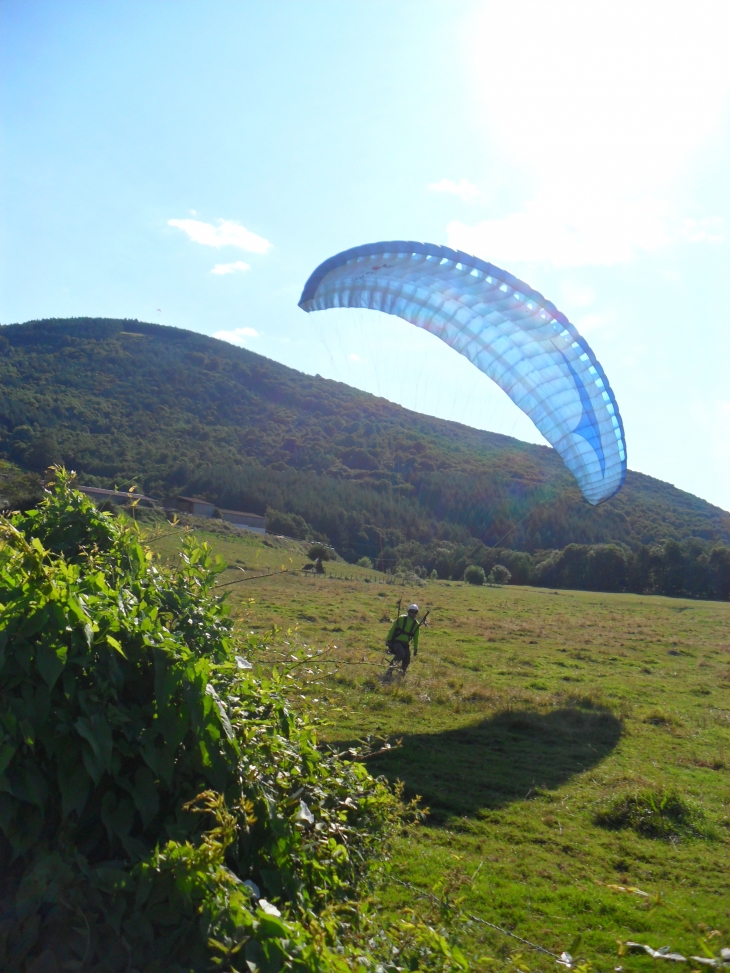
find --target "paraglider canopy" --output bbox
[299,241,626,505]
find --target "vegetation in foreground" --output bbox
[1,476,471,972]
[148,519,730,971]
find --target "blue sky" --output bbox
[2,0,729,511]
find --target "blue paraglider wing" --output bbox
[299,241,626,505]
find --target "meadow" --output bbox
[149,518,730,971]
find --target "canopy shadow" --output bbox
[351,707,622,823]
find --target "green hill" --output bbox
[2,317,729,568]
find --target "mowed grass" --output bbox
[148,521,730,970]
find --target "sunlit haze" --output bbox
[2,0,728,509]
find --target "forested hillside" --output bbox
[2,317,729,567]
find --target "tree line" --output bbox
[386,536,730,601]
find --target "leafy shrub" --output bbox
[594,790,711,840]
[488,564,511,585]
[0,472,413,970]
[463,565,486,586]
[357,556,373,569]
[307,543,333,562]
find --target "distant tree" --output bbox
[464,564,486,585]
[709,546,730,600]
[657,539,685,596]
[266,507,313,540]
[585,544,628,592]
[488,564,511,585]
[23,431,62,471]
[308,543,333,562]
[357,556,373,569]
[0,462,43,511]
[429,569,438,580]
[627,545,654,594]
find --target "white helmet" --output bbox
[408,604,419,613]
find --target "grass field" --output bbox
[147,518,730,971]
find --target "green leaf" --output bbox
[2,800,43,854]
[106,634,127,658]
[36,642,67,689]
[205,683,236,743]
[256,911,289,939]
[132,766,160,828]
[31,536,46,556]
[451,945,469,971]
[19,607,48,639]
[58,758,91,818]
[14,642,33,673]
[101,791,135,840]
[75,713,114,781]
[19,718,35,747]
[11,760,48,807]
[0,742,17,776]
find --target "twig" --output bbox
[392,878,562,961]
[334,741,402,761]
[214,571,282,588]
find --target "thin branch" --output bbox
[392,878,563,962]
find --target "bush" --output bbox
[357,556,373,569]
[0,472,410,970]
[594,790,711,840]
[307,543,333,562]
[488,564,511,585]
[464,564,486,586]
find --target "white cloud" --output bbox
[572,311,612,336]
[447,198,725,268]
[560,281,595,309]
[213,327,260,345]
[681,217,725,245]
[168,218,272,253]
[428,178,481,203]
[459,1,730,266]
[211,261,251,275]
[348,353,365,362]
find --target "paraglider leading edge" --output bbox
[298,241,627,506]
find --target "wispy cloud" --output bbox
[213,327,260,345]
[168,218,272,253]
[560,281,595,309]
[447,202,725,269]
[428,178,481,203]
[681,217,725,245]
[211,261,251,275]
[348,353,365,363]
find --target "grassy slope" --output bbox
[2,317,729,554]
[148,521,730,971]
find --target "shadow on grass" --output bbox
[353,707,622,822]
